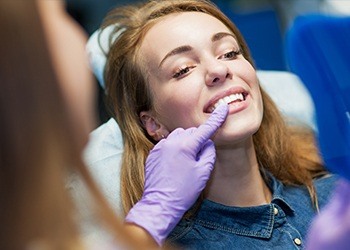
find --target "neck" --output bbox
[204,138,272,207]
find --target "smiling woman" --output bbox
[90,0,338,248]
[137,11,263,145]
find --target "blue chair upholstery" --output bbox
[286,14,350,180]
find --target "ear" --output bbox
[140,111,169,141]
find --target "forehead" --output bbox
[139,12,234,62]
[150,11,230,34]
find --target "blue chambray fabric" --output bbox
[167,173,338,249]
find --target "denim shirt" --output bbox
[167,174,338,249]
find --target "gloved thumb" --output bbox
[193,103,229,150]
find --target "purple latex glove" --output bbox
[306,179,350,250]
[125,104,229,245]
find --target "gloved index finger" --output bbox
[193,103,229,149]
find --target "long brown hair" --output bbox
[102,0,326,214]
[0,1,146,249]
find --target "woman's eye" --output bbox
[220,50,241,60]
[172,66,194,78]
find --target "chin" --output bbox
[213,118,261,145]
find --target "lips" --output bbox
[204,88,248,113]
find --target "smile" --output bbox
[206,92,247,113]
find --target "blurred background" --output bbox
[65,0,350,125]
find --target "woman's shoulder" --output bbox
[270,172,338,213]
[313,173,339,186]
[313,173,340,207]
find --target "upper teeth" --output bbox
[209,93,244,112]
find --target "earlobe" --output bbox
[140,111,169,141]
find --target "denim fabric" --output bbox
[167,174,338,249]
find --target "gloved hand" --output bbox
[306,179,350,250]
[125,103,229,245]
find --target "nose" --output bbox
[205,59,232,86]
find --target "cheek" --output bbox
[239,60,258,87]
[152,82,202,130]
[238,60,262,110]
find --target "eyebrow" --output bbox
[212,32,236,42]
[159,45,193,68]
[158,32,237,68]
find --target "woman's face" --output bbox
[140,12,263,145]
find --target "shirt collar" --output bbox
[194,174,295,239]
[266,172,295,214]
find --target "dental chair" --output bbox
[286,14,350,180]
